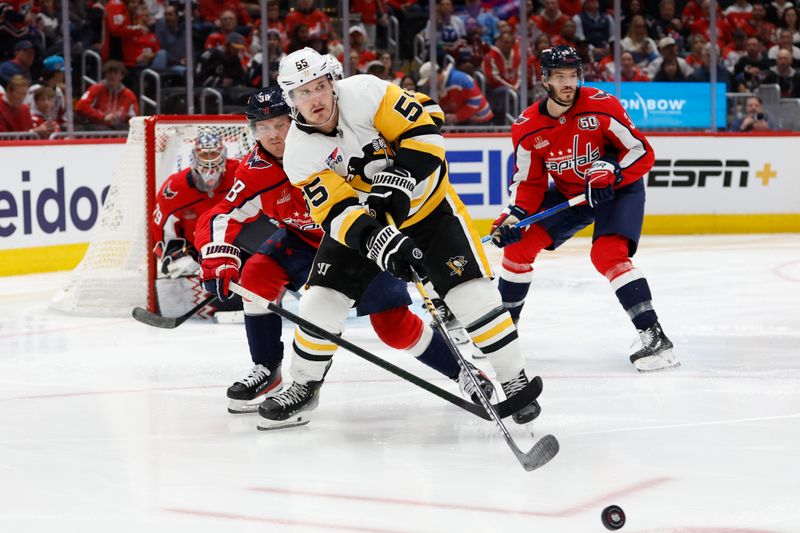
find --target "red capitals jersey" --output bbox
[194,143,322,252]
[509,86,654,213]
[151,158,240,249]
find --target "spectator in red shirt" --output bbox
[266,0,288,50]
[483,30,520,124]
[103,0,148,61]
[605,50,651,81]
[348,24,377,71]
[204,9,241,49]
[552,18,577,47]
[558,0,582,18]
[747,2,776,45]
[688,0,731,48]
[352,0,388,46]
[122,4,167,69]
[75,60,140,130]
[725,0,754,34]
[534,0,570,37]
[197,0,251,25]
[285,0,336,44]
[0,75,55,138]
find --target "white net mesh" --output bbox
[51,116,254,316]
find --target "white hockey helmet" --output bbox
[191,131,227,192]
[277,47,337,111]
[325,54,344,80]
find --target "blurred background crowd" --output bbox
[1,0,799,137]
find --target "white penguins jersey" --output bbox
[283,74,450,251]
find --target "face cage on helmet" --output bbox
[192,146,226,192]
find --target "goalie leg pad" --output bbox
[290,286,353,383]
[444,278,524,383]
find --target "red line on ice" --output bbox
[162,508,407,532]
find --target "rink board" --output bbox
[1,133,799,276]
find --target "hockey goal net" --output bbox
[50,115,255,317]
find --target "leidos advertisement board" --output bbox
[0,135,798,275]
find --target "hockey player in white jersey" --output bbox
[256,48,545,429]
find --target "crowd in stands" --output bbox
[2,0,800,136]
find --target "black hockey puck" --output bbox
[601,505,626,530]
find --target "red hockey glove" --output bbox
[199,243,241,301]
[366,166,416,226]
[490,205,528,247]
[585,159,622,208]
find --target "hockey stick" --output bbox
[406,265,559,471]
[480,193,586,243]
[132,294,217,329]
[228,281,541,422]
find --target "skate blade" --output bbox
[256,416,310,431]
[227,383,285,414]
[633,350,681,373]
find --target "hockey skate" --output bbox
[256,379,323,430]
[630,321,680,372]
[501,370,541,424]
[430,298,471,345]
[455,362,495,405]
[227,364,283,414]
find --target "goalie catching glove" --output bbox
[364,225,424,282]
[154,238,200,279]
[490,205,529,248]
[199,243,241,300]
[585,158,622,208]
[366,166,416,225]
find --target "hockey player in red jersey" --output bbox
[150,132,240,316]
[196,86,492,414]
[491,45,679,372]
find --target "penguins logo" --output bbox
[446,256,467,276]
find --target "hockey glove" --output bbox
[155,239,200,279]
[365,225,424,282]
[199,243,241,301]
[490,205,529,247]
[585,159,622,208]
[367,166,416,225]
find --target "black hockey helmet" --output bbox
[540,45,583,80]
[245,86,291,125]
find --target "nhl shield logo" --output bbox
[446,256,467,276]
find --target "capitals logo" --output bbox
[246,150,272,169]
[543,134,600,178]
[325,147,344,169]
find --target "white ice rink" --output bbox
[1,234,799,533]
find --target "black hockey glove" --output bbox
[364,225,424,282]
[490,205,529,247]
[367,166,416,226]
[155,238,200,279]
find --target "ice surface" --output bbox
[1,235,798,532]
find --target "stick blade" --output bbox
[131,307,180,329]
[519,434,560,472]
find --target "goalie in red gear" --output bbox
[150,131,241,317]
[490,45,679,372]
[195,86,492,414]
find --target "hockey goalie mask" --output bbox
[278,47,339,126]
[191,132,227,192]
